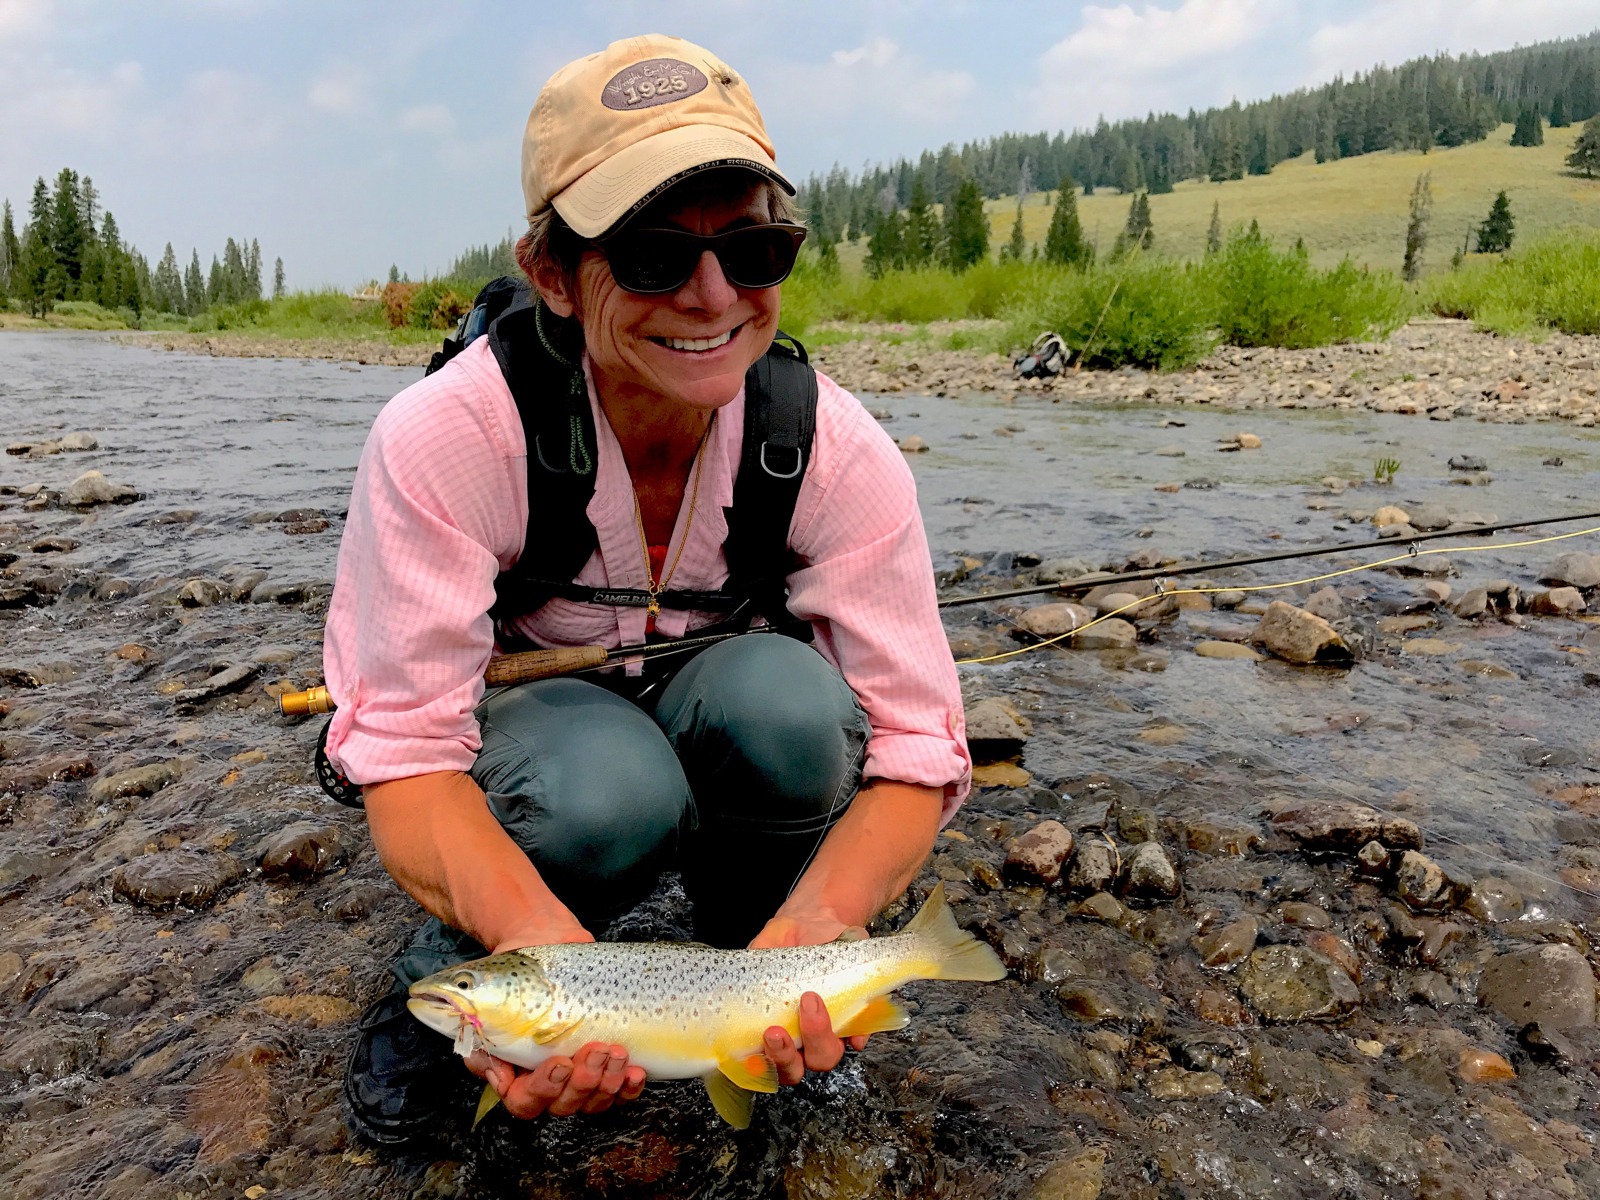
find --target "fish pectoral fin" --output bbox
[472,1082,502,1130]
[703,1071,758,1129]
[509,1012,584,1046]
[719,1051,780,1094]
[835,995,910,1039]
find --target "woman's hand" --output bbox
[465,1043,647,1119]
[749,914,871,1085]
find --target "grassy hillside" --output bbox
[839,123,1599,276]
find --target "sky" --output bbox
[3,0,1597,290]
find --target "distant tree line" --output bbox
[794,30,1600,248]
[0,167,281,319]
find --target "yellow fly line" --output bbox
[955,523,1600,668]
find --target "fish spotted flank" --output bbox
[406,882,1006,1128]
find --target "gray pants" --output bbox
[391,634,870,984]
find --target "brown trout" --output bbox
[406,882,1005,1127]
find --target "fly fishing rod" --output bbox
[277,508,1600,716]
[938,508,1600,608]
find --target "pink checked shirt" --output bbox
[322,336,971,822]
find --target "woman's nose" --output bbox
[675,249,737,311]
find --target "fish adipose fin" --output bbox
[904,881,1008,982]
[473,1082,502,1129]
[835,994,911,1038]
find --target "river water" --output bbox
[2,331,1599,1199]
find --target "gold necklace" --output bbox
[633,414,714,619]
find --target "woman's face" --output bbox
[538,180,783,416]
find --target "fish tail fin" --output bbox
[472,1082,502,1129]
[903,881,1007,982]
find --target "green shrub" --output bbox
[1425,230,1600,336]
[1206,226,1410,347]
[407,280,471,330]
[1004,258,1218,370]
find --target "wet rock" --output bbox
[1029,1148,1105,1200]
[1071,618,1137,651]
[1302,931,1361,982]
[1394,850,1451,910]
[1463,876,1524,923]
[256,994,359,1026]
[1193,640,1263,661]
[176,578,225,607]
[1238,945,1360,1021]
[964,698,1031,760]
[971,762,1031,789]
[1456,1048,1516,1083]
[30,535,77,553]
[1356,841,1390,873]
[63,469,140,507]
[1372,505,1410,527]
[1270,800,1385,853]
[1252,601,1353,666]
[171,662,260,711]
[87,760,184,802]
[188,1040,284,1162]
[1065,840,1119,894]
[1120,842,1181,903]
[1451,587,1489,618]
[1146,1067,1225,1100]
[1183,819,1261,856]
[1300,586,1346,622]
[112,850,242,910]
[58,431,98,451]
[1057,978,1163,1026]
[256,821,347,879]
[1407,503,1453,531]
[1408,970,1460,1007]
[1277,902,1331,929]
[250,581,308,604]
[898,436,928,452]
[1026,944,1089,986]
[1478,945,1596,1028]
[1196,916,1258,968]
[41,961,134,1012]
[1541,552,1600,590]
[1448,455,1487,472]
[1530,586,1586,615]
[1459,658,1517,680]
[1015,602,1093,639]
[1517,1021,1582,1065]
[1072,891,1129,925]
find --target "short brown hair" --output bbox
[515,172,799,292]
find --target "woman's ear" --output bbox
[533,259,578,320]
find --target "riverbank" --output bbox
[126,319,1600,425]
[2,331,1599,1198]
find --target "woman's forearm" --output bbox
[363,770,590,950]
[775,779,943,929]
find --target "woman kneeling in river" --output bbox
[320,33,969,1143]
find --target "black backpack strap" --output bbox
[486,286,599,628]
[723,332,817,629]
[426,276,526,377]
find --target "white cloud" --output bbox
[307,64,368,114]
[1306,0,1600,81]
[397,103,454,137]
[1031,0,1285,128]
[831,37,899,69]
[0,0,51,40]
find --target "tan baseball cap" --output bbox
[522,34,794,239]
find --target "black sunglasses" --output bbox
[599,222,808,295]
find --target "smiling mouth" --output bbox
[652,324,741,353]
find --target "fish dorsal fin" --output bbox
[703,1071,756,1129]
[835,994,910,1038]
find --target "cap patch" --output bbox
[602,58,708,111]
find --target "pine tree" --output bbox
[1001,202,1026,261]
[152,243,183,313]
[1112,192,1153,257]
[1402,171,1433,282]
[222,238,245,304]
[97,212,125,309]
[78,176,99,237]
[1206,201,1223,255]
[942,175,989,271]
[0,200,16,302]
[207,255,224,306]
[1043,180,1090,267]
[1568,114,1600,178]
[1475,190,1515,253]
[18,178,55,316]
[864,207,905,278]
[1510,105,1544,147]
[247,239,262,300]
[185,251,206,315]
[49,168,88,299]
[903,178,937,267]
[273,257,286,300]
[1550,94,1569,128]
[387,264,400,284]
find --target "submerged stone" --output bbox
[1478,945,1597,1028]
[1238,945,1360,1022]
[112,850,241,910]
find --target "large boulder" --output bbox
[1541,553,1600,590]
[1478,945,1596,1028]
[63,470,139,507]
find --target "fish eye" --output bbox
[451,972,475,989]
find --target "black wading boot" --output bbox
[343,988,461,1147]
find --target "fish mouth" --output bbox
[406,987,483,1050]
